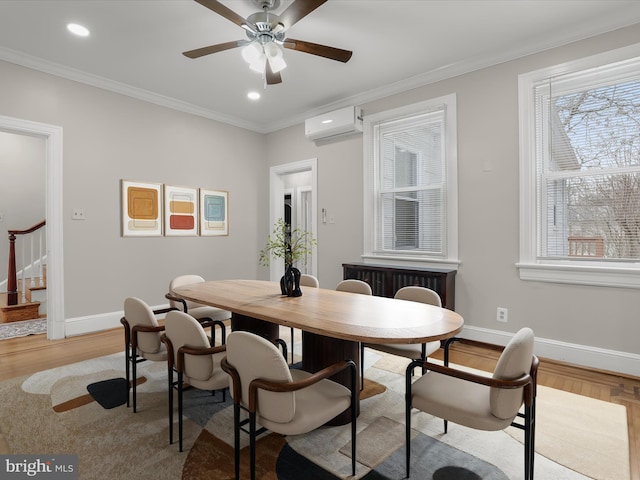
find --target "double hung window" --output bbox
[519,45,640,287]
[364,94,458,265]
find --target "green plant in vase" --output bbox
[259,218,316,297]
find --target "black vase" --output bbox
[280,265,302,297]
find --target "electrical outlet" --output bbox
[72,208,86,220]
[497,307,508,323]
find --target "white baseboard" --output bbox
[461,325,640,378]
[63,304,170,338]
[62,311,639,378]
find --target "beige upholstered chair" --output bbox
[283,273,320,363]
[362,286,442,383]
[161,310,228,451]
[221,331,357,480]
[336,278,372,295]
[121,297,175,413]
[336,279,372,389]
[166,274,231,345]
[405,327,538,480]
[300,273,319,288]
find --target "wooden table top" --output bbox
[173,279,464,344]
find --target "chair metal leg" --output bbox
[124,344,131,408]
[290,327,295,363]
[250,411,257,480]
[405,361,413,478]
[168,365,174,445]
[360,343,365,391]
[132,351,138,413]
[233,404,241,480]
[178,371,184,452]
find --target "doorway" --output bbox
[0,115,64,339]
[269,159,317,281]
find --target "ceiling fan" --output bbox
[183,0,353,85]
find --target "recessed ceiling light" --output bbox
[247,91,261,100]
[67,23,90,37]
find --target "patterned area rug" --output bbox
[0,345,630,480]
[0,318,46,340]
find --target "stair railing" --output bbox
[6,220,46,306]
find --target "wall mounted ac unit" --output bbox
[305,106,363,142]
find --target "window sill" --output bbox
[516,262,640,288]
[362,254,460,270]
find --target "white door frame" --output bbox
[0,115,65,339]
[269,158,318,281]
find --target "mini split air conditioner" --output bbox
[305,106,363,143]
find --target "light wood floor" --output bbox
[1,329,638,479]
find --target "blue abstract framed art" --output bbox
[199,189,228,236]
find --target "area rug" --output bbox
[0,318,46,340]
[0,346,629,480]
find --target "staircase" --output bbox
[0,272,46,322]
[1,220,46,323]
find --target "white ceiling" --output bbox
[2,1,640,133]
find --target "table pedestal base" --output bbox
[302,331,360,426]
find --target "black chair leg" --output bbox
[132,353,138,413]
[168,365,174,445]
[178,371,184,452]
[124,345,131,408]
[250,412,257,480]
[290,327,295,363]
[405,365,412,478]
[233,404,241,480]
[360,343,365,391]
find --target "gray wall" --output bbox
[265,24,640,372]
[1,22,639,373]
[0,61,268,318]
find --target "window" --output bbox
[518,44,640,287]
[364,94,458,266]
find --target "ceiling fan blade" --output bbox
[194,0,246,27]
[278,0,328,29]
[266,62,283,85]
[283,38,352,63]
[183,40,247,59]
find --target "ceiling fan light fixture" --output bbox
[264,42,286,73]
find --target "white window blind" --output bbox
[373,109,447,256]
[534,62,640,263]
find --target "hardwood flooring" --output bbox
[0,329,638,479]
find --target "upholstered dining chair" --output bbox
[121,297,176,413]
[282,273,320,363]
[166,274,231,346]
[336,278,372,295]
[336,279,372,389]
[221,330,357,480]
[405,327,538,480]
[161,310,228,452]
[361,286,442,384]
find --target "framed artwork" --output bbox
[199,189,229,236]
[164,185,198,236]
[121,180,163,237]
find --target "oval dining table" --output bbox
[172,279,464,424]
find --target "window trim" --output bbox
[363,94,459,268]
[518,42,640,288]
